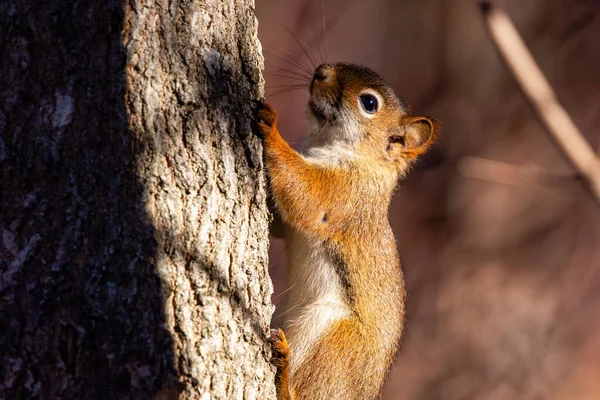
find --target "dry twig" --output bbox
[479,1,600,206]
[458,156,578,188]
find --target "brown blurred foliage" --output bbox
[255,0,600,398]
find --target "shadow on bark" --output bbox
[0,1,174,398]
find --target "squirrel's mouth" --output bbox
[309,65,339,123]
[308,91,340,124]
[308,100,327,122]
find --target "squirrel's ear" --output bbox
[387,116,438,159]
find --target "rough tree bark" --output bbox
[0,0,275,399]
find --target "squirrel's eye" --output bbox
[359,94,378,114]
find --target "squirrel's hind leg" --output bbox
[269,328,294,400]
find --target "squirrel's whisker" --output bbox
[266,14,318,69]
[266,87,306,98]
[309,14,324,65]
[265,64,312,80]
[265,49,313,76]
[264,71,310,83]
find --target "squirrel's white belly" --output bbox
[282,230,350,376]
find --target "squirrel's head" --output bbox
[307,62,438,174]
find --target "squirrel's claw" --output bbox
[252,100,278,137]
[269,328,290,366]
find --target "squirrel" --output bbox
[253,62,438,399]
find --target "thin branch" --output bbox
[479,1,600,206]
[458,156,579,188]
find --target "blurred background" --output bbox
[255,0,600,398]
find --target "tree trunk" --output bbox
[0,0,274,399]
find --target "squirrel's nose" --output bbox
[313,64,334,82]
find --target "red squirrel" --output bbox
[253,62,438,399]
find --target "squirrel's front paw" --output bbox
[269,328,290,368]
[252,100,278,138]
